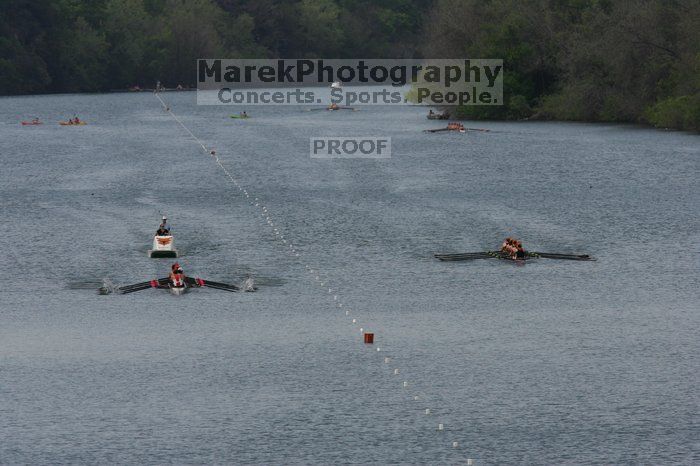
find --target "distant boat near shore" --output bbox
[109,85,195,93]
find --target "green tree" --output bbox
[103,0,151,88]
[155,0,228,86]
[51,17,109,92]
[297,0,344,56]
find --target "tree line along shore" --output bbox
[1,0,697,131]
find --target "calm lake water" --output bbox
[1,92,698,464]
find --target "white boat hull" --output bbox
[148,235,178,258]
[169,285,187,296]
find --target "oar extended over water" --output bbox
[106,277,251,294]
[117,278,168,293]
[195,279,240,292]
[527,252,594,261]
[434,251,507,261]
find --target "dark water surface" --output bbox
[1,93,698,464]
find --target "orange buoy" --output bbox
[364,333,374,344]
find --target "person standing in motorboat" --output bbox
[156,216,170,236]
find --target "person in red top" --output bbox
[169,263,185,287]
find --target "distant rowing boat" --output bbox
[434,251,594,261]
[424,123,492,134]
[306,106,356,112]
[109,276,248,296]
[425,122,466,133]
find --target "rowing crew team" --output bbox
[501,237,526,259]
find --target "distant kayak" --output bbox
[230,114,250,119]
[59,121,87,126]
[21,121,42,126]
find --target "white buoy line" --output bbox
[153,93,472,462]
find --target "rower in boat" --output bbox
[169,263,185,289]
[111,264,251,295]
[435,244,594,262]
[500,237,525,259]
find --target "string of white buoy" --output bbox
[153,92,473,463]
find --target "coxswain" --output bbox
[169,263,185,287]
[329,102,339,110]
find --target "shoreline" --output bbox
[1,91,696,134]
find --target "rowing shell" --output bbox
[169,285,187,295]
[306,106,356,112]
[434,251,594,261]
[114,276,245,295]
